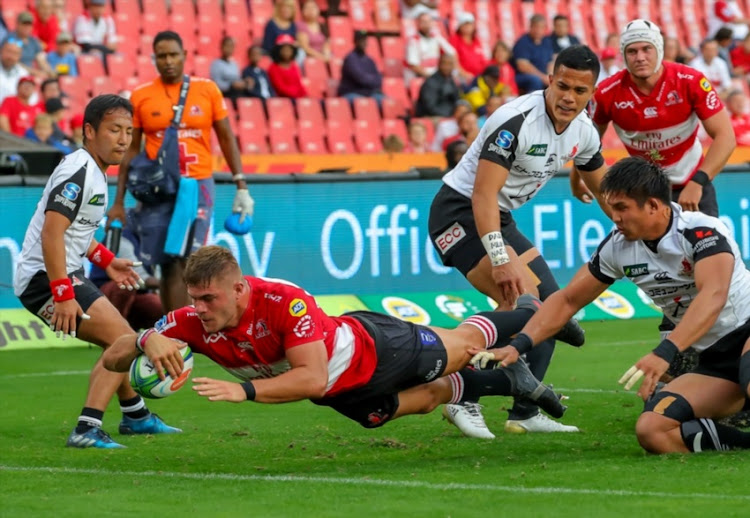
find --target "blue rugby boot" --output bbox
[119,413,182,435]
[66,427,126,449]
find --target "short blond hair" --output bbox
[184,246,242,287]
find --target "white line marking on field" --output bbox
[0,370,90,379]
[1,465,748,500]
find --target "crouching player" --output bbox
[103,245,567,437]
[472,156,750,453]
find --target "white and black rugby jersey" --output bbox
[442,90,604,211]
[14,149,109,296]
[588,204,750,351]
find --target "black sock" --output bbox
[461,308,535,348]
[120,395,150,420]
[681,418,750,451]
[452,367,513,403]
[76,407,104,433]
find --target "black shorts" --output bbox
[692,319,750,383]
[672,181,719,217]
[18,268,103,325]
[313,311,448,428]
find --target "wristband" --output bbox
[233,174,246,182]
[481,231,510,267]
[49,278,75,302]
[652,338,679,364]
[509,332,534,355]
[88,243,115,269]
[240,381,256,401]
[691,170,710,187]
[136,328,156,354]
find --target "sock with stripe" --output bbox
[446,368,513,404]
[75,407,104,434]
[120,395,150,420]
[680,418,750,452]
[460,308,535,349]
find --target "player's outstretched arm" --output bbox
[103,330,185,381]
[579,163,613,220]
[193,339,330,404]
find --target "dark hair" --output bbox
[270,40,298,63]
[553,44,600,82]
[153,30,183,51]
[553,14,569,23]
[445,139,469,170]
[40,78,59,93]
[221,35,234,48]
[714,27,734,42]
[83,94,133,142]
[600,156,671,207]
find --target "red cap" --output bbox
[600,47,617,60]
[70,113,84,129]
[18,76,35,86]
[275,34,296,46]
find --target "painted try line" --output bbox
[2,465,749,501]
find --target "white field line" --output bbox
[1,465,748,501]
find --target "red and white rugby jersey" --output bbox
[592,62,724,186]
[155,276,377,397]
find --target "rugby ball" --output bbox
[130,346,194,399]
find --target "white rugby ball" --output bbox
[129,346,194,399]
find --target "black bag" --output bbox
[126,75,190,204]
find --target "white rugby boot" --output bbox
[504,412,580,434]
[442,402,496,439]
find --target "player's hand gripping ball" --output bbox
[130,346,194,399]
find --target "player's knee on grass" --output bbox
[739,351,750,398]
[637,391,695,453]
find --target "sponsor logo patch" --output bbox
[706,90,719,110]
[88,194,105,205]
[700,77,712,92]
[381,296,430,325]
[293,314,315,338]
[526,143,548,156]
[289,298,307,317]
[494,129,515,149]
[434,222,466,254]
[435,294,480,321]
[615,101,634,109]
[419,329,438,344]
[593,290,635,319]
[62,182,81,200]
[644,107,658,118]
[624,263,649,278]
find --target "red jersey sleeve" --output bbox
[153,307,207,352]
[273,287,327,351]
[689,74,724,120]
[591,89,612,126]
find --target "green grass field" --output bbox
[1,317,749,517]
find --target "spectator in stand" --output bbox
[7,11,53,78]
[690,38,734,98]
[731,32,750,76]
[714,27,735,67]
[405,120,430,152]
[32,0,61,52]
[441,110,479,149]
[68,112,83,149]
[44,96,70,142]
[663,35,696,64]
[262,0,297,54]
[241,45,276,101]
[463,65,508,115]
[708,0,750,41]
[0,76,42,136]
[268,34,307,99]
[297,0,331,63]
[431,99,472,151]
[477,95,504,128]
[382,133,405,152]
[597,47,621,84]
[414,53,460,118]
[405,12,456,82]
[46,31,77,77]
[725,89,750,144]
[449,12,488,82]
[512,14,555,93]
[400,0,439,19]
[211,36,248,103]
[0,39,27,104]
[52,0,70,32]
[543,14,581,55]
[337,30,384,105]
[444,139,468,170]
[38,77,66,108]
[0,12,8,44]
[24,112,71,153]
[72,0,118,64]
[490,40,518,97]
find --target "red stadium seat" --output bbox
[353,119,383,152]
[192,55,212,79]
[266,97,297,134]
[196,0,223,16]
[349,0,376,31]
[324,97,353,126]
[301,78,325,99]
[409,77,425,103]
[304,57,330,82]
[382,78,411,114]
[366,37,384,71]
[380,36,404,61]
[352,96,382,134]
[298,124,329,153]
[297,97,326,128]
[135,54,155,80]
[269,126,299,153]
[138,33,154,58]
[225,14,252,61]
[382,118,408,142]
[106,54,132,83]
[141,0,169,19]
[170,11,197,41]
[77,54,106,79]
[374,0,401,33]
[113,11,141,47]
[329,56,343,80]
[238,120,270,153]
[142,12,170,36]
[381,96,407,119]
[122,76,143,95]
[326,119,355,153]
[59,75,89,106]
[327,78,340,97]
[225,0,250,18]
[224,104,239,134]
[236,98,269,136]
[328,16,354,40]
[90,75,123,97]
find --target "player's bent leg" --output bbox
[160,259,190,312]
[637,374,747,454]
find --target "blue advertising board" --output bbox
[2,173,750,308]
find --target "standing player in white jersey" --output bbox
[587,19,739,402]
[473,157,750,454]
[428,45,611,434]
[13,95,180,449]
